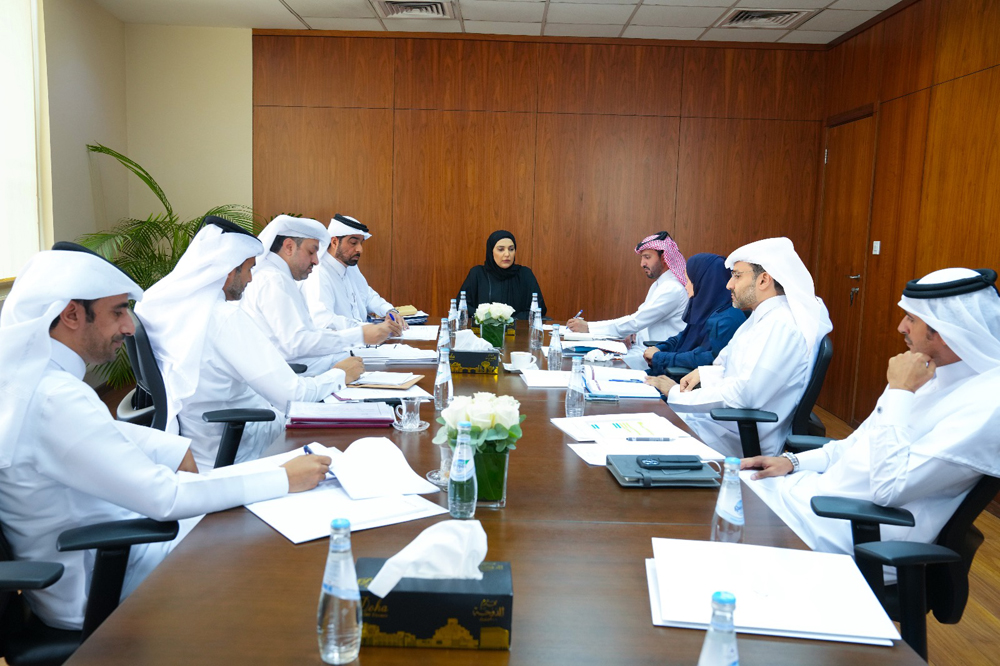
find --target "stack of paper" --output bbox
[287,402,394,429]
[389,325,439,341]
[564,339,629,355]
[646,538,900,646]
[208,440,447,543]
[350,371,420,388]
[551,412,676,441]
[350,344,437,365]
[327,385,433,403]
[584,366,661,399]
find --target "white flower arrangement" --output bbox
[433,392,525,453]
[474,302,515,326]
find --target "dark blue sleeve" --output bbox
[708,308,747,357]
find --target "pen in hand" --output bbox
[573,309,583,319]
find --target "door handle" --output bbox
[848,274,861,280]
[850,287,860,305]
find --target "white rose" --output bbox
[498,304,515,321]
[474,303,490,324]
[441,395,472,430]
[493,395,521,430]
[467,399,496,431]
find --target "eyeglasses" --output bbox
[730,270,750,280]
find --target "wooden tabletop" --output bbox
[67,323,922,665]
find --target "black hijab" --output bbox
[484,230,519,282]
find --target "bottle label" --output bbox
[716,495,744,526]
[451,456,474,481]
[322,583,361,600]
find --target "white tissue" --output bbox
[367,520,488,598]
[454,329,496,351]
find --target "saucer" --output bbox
[503,362,538,374]
[425,469,448,489]
[392,420,430,432]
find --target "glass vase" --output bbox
[474,449,509,509]
[479,322,507,349]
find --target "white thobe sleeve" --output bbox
[38,384,288,522]
[588,282,683,339]
[361,280,393,318]
[112,420,187,470]
[667,318,808,414]
[255,274,363,358]
[217,310,347,407]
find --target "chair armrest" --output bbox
[810,496,916,527]
[785,434,833,453]
[288,362,307,374]
[0,561,65,591]
[855,541,962,568]
[202,408,276,424]
[710,408,778,423]
[665,366,695,377]
[56,518,180,553]
[642,340,664,347]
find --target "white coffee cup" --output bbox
[698,364,724,389]
[509,351,538,370]
[394,397,421,430]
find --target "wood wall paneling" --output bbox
[394,39,537,112]
[682,48,824,121]
[918,66,1000,273]
[879,0,940,102]
[674,118,821,264]
[532,114,680,322]
[536,43,682,116]
[933,0,1000,85]
[252,36,394,108]
[826,23,884,119]
[252,107,394,297]
[391,110,536,318]
[853,91,929,423]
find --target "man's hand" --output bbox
[887,351,935,392]
[362,319,402,344]
[741,455,793,480]
[386,311,408,330]
[566,318,588,333]
[678,368,700,392]
[177,449,199,474]
[644,375,676,396]
[281,454,332,492]
[334,356,365,383]
[643,346,657,362]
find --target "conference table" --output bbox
[68,323,923,665]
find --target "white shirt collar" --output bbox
[324,251,348,278]
[928,359,975,388]
[49,339,86,380]
[261,251,294,280]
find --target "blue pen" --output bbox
[303,444,315,455]
[387,311,397,323]
[609,378,643,384]
[573,309,583,319]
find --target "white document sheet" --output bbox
[350,344,437,365]
[561,331,620,342]
[550,412,675,442]
[389,325,439,341]
[288,401,394,422]
[326,385,433,403]
[647,539,900,646]
[584,366,661,399]
[326,438,439,500]
[350,371,417,386]
[519,369,571,388]
[568,435,724,466]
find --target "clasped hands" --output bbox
[643,367,700,396]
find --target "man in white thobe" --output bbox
[741,268,1000,557]
[566,232,688,344]
[0,245,330,631]
[241,215,399,375]
[136,217,363,471]
[646,237,833,458]
[301,214,405,330]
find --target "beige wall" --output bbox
[43,0,128,243]
[125,25,252,222]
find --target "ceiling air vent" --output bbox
[716,8,817,29]
[373,0,456,19]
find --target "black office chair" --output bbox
[709,334,833,458]
[0,517,178,665]
[128,310,275,468]
[811,473,1000,660]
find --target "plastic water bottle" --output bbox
[434,348,453,410]
[548,323,563,371]
[437,317,450,353]
[317,518,362,665]
[529,309,543,352]
[565,356,585,417]
[710,457,744,543]
[448,299,459,347]
[458,291,469,330]
[449,422,477,519]
[697,591,739,666]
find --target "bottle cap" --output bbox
[712,591,736,606]
[459,421,472,428]
[331,518,351,530]
[724,456,740,465]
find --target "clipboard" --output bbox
[606,455,720,488]
[349,374,424,390]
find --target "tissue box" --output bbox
[449,350,501,375]
[357,558,513,650]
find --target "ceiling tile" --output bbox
[779,29,841,43]
[544,23,624,37]
[382,18,464,31]
[643,0,732,6]
[802,8,879,31]
[463,20,543,34]
[829,0,897,9]
[736,0,833,8]
[459,0,545,22]
[469,0,544,3]
[304,17,386,30]
[622,25,705,40]
[699,28,787,42]
[632,5,727,28]
[549,0,637,4]
[545,3,635,25]
[92,0,305,28]
[290,0,374,19]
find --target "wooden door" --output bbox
[814,117,876,423]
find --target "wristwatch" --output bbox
[781,451,800,474]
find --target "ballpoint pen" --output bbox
[609,378,644,383]
[573,309,583,319]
